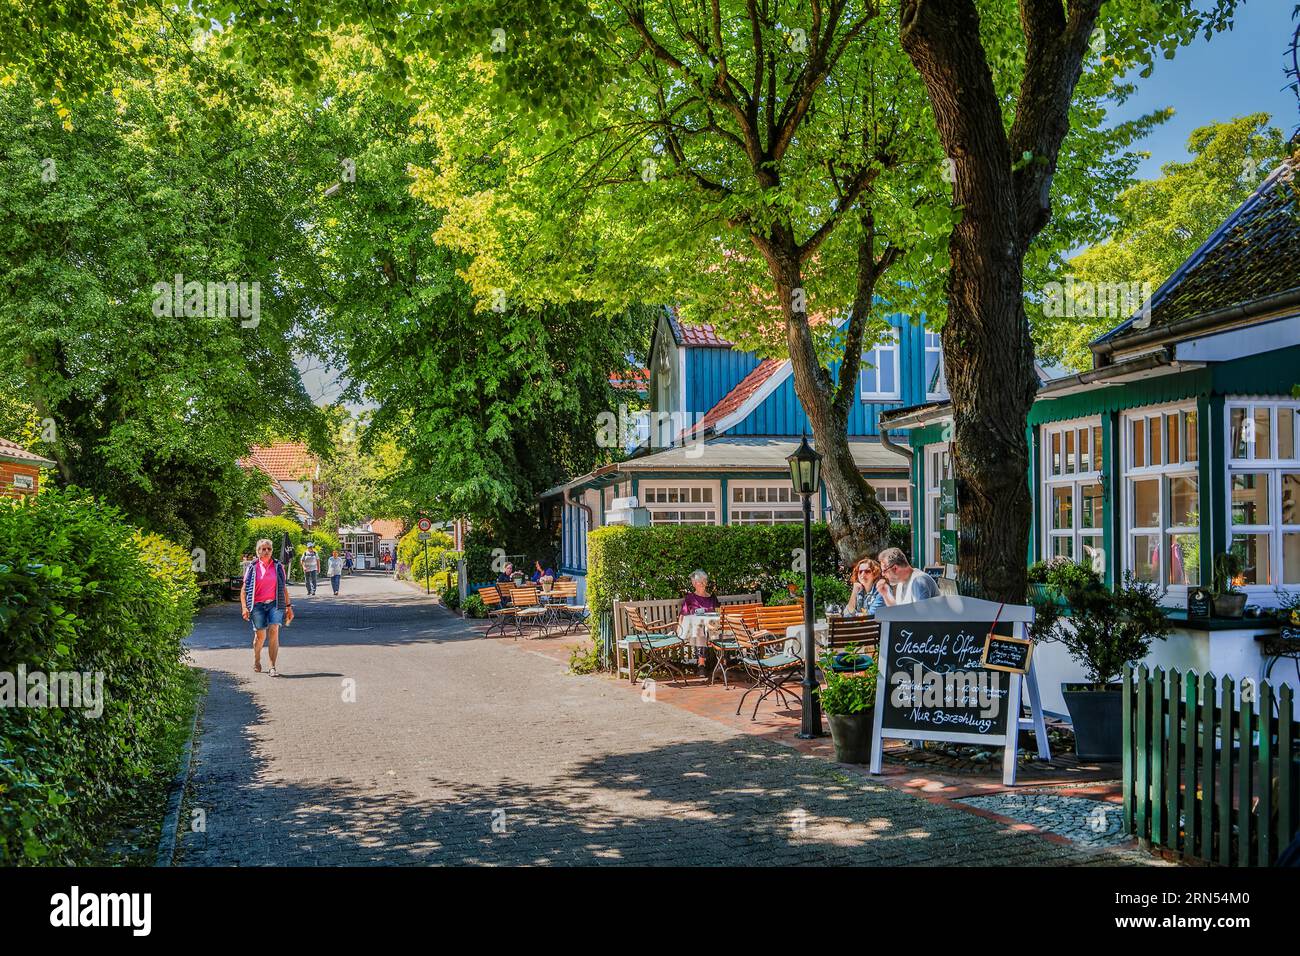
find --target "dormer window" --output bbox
[859,328,901,401]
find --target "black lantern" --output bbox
[786,434,822,496]
[787,434,824,739]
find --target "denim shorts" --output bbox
[250,600,284,630]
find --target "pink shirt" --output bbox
[253,558,277,603]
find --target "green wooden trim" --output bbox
[1151,667,1164,842]
[1027,424,1039,562]
[1218,676,1234,866]
[1103,410,1120,589]
[914,447,926,562]
[1199,672,1215,862]
[1029,367,1213,426]
[908,422,951,448]
[1182,671,1197,857]
[719,476,729,525]
[1204,394,1227,576]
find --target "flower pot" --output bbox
[1212,592,1247,619]
[1061,684,1123,761]
[826,711,874,764]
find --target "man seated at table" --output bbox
[680,569,720,615]
[875,548,939,606]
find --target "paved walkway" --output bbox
[176,575,1155,866]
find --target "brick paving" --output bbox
[175,575,1158,866]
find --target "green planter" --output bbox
[1062,684,1123,761]
[827,712,874,764]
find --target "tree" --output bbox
[316,408,409,531]
[403,2,1162,568]
[0,26,328,573]
[895,0,1237,600]
[1037,114,1288,369]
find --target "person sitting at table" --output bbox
[530,560,555,583]
[497,561,514,583]
[680,569,720,616]
[847,557,885,617]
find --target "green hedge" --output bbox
[586,523,842,620]
[0,489,198,864]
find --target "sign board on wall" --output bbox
[869,595,1048,786]
[1187,587,1212,622]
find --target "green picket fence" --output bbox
[1124,664,1299,865]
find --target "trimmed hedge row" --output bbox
[586,523,844,620]
[0,490,198,864]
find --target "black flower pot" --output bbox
[1061,684,1123,761]
[827,712,874,764]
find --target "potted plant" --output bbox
[1212,552,1247,618]
[1030,569,1171,761]
[817,647,878,763]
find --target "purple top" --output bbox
[681,592,720,615]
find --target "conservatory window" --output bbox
[1226,399,1300,592]
[1041,419,1105,571]
[1124,405,1200,590]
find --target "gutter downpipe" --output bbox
[1093,288,1300,363]
[877,413,914,464]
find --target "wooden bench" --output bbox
[754,601,806,638]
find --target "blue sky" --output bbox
[1111,2,1297,175]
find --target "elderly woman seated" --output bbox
[680,569,721,616]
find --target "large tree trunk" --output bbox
[769,250,892,569]
[900,0,1101,603]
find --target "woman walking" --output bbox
[327,549,344,595]
[241,538,294,677]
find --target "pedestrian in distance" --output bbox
[301,542,320,595]
[241,538,294,677]
[327,549,344,595]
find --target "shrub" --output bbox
[767,570,851,615]
[304,528,341,561]
[817,653,878,715]
[462,593,487,618]
[0,489,198,864]
[463,528,497,586]
[568,639,600,675]
[585,523,841,620]
[1030,568,1172,686]
[888,522,912,563]
[440,584,461,611]
[397,526,454,578]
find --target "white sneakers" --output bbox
[268,667,279,677]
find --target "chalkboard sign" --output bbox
[1187,587,1212,622]
[875,619,1012,739]
[940,529,958,564]
[870,595,1047,786]
[1281,625,1300,643]
[939,479,958,515]
[982,633,1033,674]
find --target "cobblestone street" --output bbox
[176,575,1156,866]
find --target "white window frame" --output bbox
[728,480,812,525]
[869,480,912,524]
[1225,398,1300,599]
[640,480,719,526]
[923,331,948,401]
[859,327,901,401]
[1122,402,1200,595]
[1040,417,1105,570]
[924,442,952,567]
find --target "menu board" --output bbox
[982,633,1033,674]
[876,619,1012,739]
[1187,587,1212,622]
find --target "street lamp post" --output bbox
[787,434,824,739]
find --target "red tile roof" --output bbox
[370,519,405,540]
[0,437,54,467]
[239,443,317,482]
[683,358,785,438]
[665,305,735,348]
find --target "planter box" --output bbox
[1062,685,1123,761]
[827,712,874,764]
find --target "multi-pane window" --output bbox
[871,482,911,523]
[924,331,947,400]
[729,483,808,525]
[642,484,717,525]
[1041,420,1105,569]
[860,328,901,401]
[1124,405,1200,589]
[1227,400,1300,589]
[924,443,952,566]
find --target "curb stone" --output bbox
[154,668,207,867]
